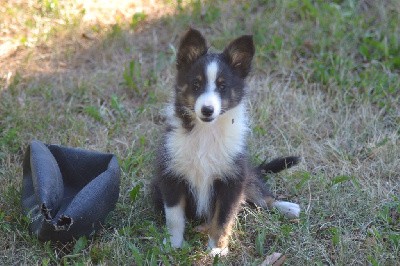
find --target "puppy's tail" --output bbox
[257,156,300,174]
[245,156,301,219]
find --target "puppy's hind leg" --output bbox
[245,173,300,219]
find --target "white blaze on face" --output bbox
[194,61,222,121]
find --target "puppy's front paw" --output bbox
[163,236,183,248]
[208,238,229,257]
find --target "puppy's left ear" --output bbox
[222,35,255,78]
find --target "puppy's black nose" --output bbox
[201,105,214,117]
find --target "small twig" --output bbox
[306,182,312,214]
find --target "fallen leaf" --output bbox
[82,31,96,40]
[260,252,286,266]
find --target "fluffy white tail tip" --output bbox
[273,201,301,219]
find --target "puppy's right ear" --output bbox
[177,28,207,70]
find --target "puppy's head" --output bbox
[174,28,254,127]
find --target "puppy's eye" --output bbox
[217,79,225,91]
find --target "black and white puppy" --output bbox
[152,28,300,256]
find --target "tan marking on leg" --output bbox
[208,193,244,252]
[208,204,232,249]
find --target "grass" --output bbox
[1,0,399,265]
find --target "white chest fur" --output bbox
[165,103,248,216]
